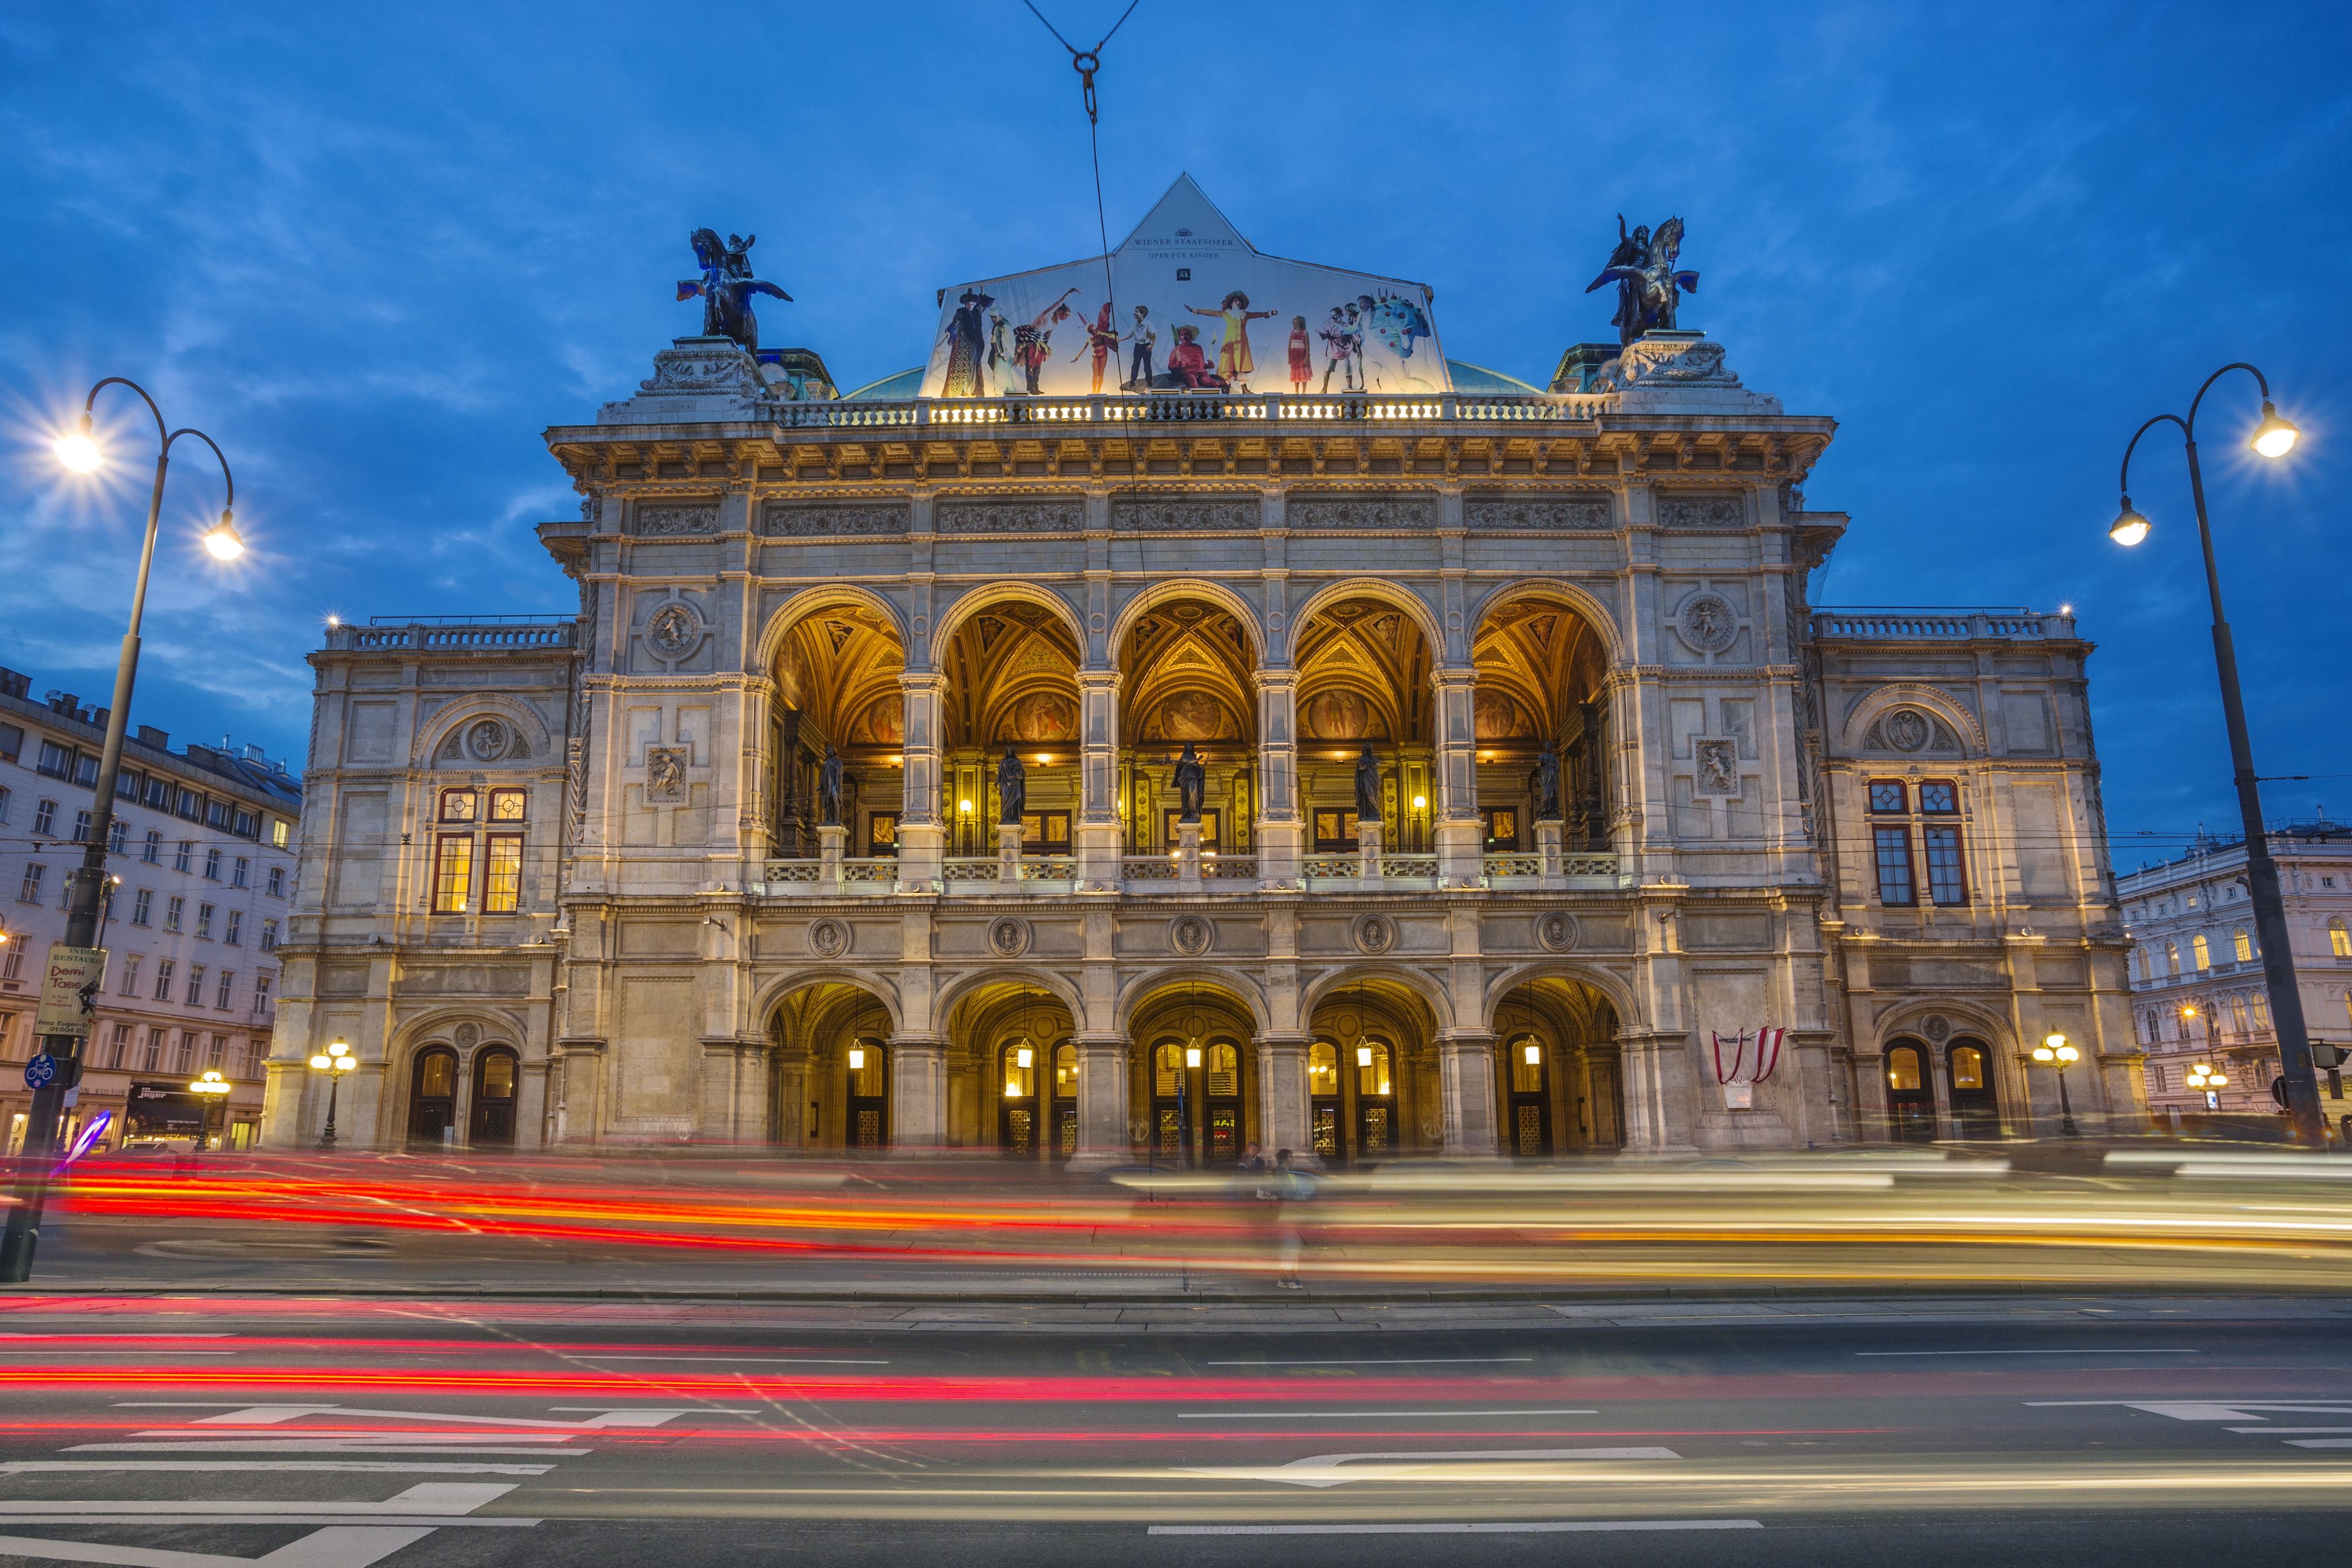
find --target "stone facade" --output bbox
[2117,825,2352,1126]
[260,322,2141,1159]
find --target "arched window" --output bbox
[1152,1041,1185,1096]
[1887,1045,1923,1092]
[1308,1041,1339,1096]
[408,1046,459,1146]
[2191,934,2211,971]
[1051,1042,1077,1097]
[2234,927,2253,962]
[1950,1044,1985,1089]
[2331,917,2350,958]
[1205,1040,1239,1097]
[2166,941,2181,977]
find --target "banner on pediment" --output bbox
[921,174,1448,400]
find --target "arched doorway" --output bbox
[1491,977,1622,1154]
[1946,1038,1999,1138]
[769,597,907,861]
[467,1047,519,1146]
[1305,976,1434,1165]
[1293,596,1433,852]
[942,596,1084,859]
[1129,981,1255,1167]
[845,1034,888,1151]
[946,981,1078,1161]
[1116,598,1258,855]
[768,981,898,1151]
[1470,593,1611,851]
[408,1047,458,1147]
[1885,1039,1936,1141]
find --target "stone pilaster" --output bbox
[1437,1029,1499,1156]
[1432,667,1481,884]
[1068,1032,1131,1169]
[1254,1033,1311,1162]
[1077,668,1122,891]
[888,1034,948,1152]
[898,673,946,890]
[1255,669,1301,886]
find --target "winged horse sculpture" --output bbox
[1584,215,1700,346]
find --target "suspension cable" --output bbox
[1019,0,1143,352]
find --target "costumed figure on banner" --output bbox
[1584,215,1700,346]
[1708,1025,1786,1110]
[1358,292,1432,377]
[1287,315,1312,392]
[678,229,793,353]
[1014,287,1081,394]
[1071,302,1121,394]
[1125,305,1156,389]
[1188,291,1278,389]
[1318,305,1362,392]
[1166,326,1230,391]
[987,310,1021,396]
[940,289,994,398]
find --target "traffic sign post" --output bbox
[0,940,105,1282]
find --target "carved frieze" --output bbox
[761,502,910,537]
[937,500,1083,534]
[634,500,720,536]
[1656,493,1745,529]
[1693,739,1740,796]
[1111,496,1258,533]
[1288,495,1436,531]
[1465,496,1614,531]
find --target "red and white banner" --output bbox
[1709,1026,1788,1086]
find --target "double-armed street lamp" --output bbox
[0,380,245,1283]
[188,1069,233,1155]
[2110,365,2325,1146]
[309,1039,358,1147]
[2032,1031,2082,1137]
[2186,1060,2229,1111]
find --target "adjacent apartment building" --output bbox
[2117,821,2352,1128]
[0,668,303,1152]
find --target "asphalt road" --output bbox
[0,1292,2347,1566]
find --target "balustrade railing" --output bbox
[769,390,1610,433]
[1121,857,1179,881]
[1810,608,2067,642]
[1484,854,1544,878]
[838,859,897,884]
[747,850,1615,895]
[1301,855,1359,880]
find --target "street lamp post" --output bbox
[188,1069,233,1156]
[308,1040,357,1147]
[0,380,243,1284]
[2032,1031,2082,1138]
[2112,365,2325,1146]
[2186,1060,2229,1111]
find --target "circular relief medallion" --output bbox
[1169,915,1214,958]
[647,603,699,657]
[1922,1014,1951,1043]
[1352,913,1397,956]
[987,917,1032,959]
[807,918,850,960]
[1676,591,1739,654]
[465,719,509,762]
[1885,708,1930,753]
[1536,911,1580,954]
[454,1023,480,1050]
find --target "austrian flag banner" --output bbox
[1710,1025,1786,1109]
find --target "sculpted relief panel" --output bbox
[1465,496,1614,531]
[1111,496,1258,533]
[937,499,1084,534]
[1288,495,1436,531]
[761,502,910,537]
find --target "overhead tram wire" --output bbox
[1018,0,1143,347]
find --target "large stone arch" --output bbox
[1479,960,1643,1032]
[753,969,905,1038]
[410,694,556,769]
[929,965,1088,1036]
[1839,682,1990,757]
[1114,967,1274,1036]
[1299,962,1458,1033]
[929,581,1088,671]
[1467,578,1626,668]
[755,583,908,671]
[1287,577,1446,668]
[1107,579,1267,671]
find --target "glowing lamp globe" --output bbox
[2251,400,2300,459]
[2109,496,2151,548]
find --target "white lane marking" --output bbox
[2228,1427,2352,1433]
[1203,1358,1536,1366]
[2,1462,550,1476]
[2286,1439,2352,1449]
[72,1443,590,1457]
[0,1351,238,1358]
[1178,1409,1597,1420]
[1178,1446,1680,1488]
[0,1517,535,1530]
[1860,1349,2198,1357]
[116,1403,714,1429]
[0,1524,436,1567]
[2027,1400,2352,1421]
[574,1355,889,1365]
[1151,1519,1761,1535]
[0,1483,517,1519]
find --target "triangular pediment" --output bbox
[1117,173,1256,258]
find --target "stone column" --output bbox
[1077,668,1122,891]
[888,1034,947,1153]
[1432,667,1482,885]
[1255,670,1302,887]
[1068,1032,1131,1171]
[1255,1033,1311,1163]
[1437,1029,1500,1156]
[898,673,946,891]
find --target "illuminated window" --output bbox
[417,1050,456,1099]
[1886,1044,1923,1092]
[1205,1041,1239,1098]
[433,835,473,912]
[489,789,527,823]
[1357,1039,1393,1098]
[1873,826,1915,905]
[1001,1042,1035,1099]
[478,1051,516,1099]
[439,789,478,823]
[2252,992,2271,1031]
[2192,934,2210,971]
[1152,1041,1185,1096]
[1509,1035,1544,1094]
[482,835,523,914]
[1308,1041,1339,1097]
[2331,918,2350,958]
[2230,994,2250,1035]
[1053,1042,1077,1096]
[2165,941,2180,977]
[1950,1044,1985,1089]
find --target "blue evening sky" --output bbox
[3,2,2346,862]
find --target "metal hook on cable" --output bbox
[1072,49,1100,124]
